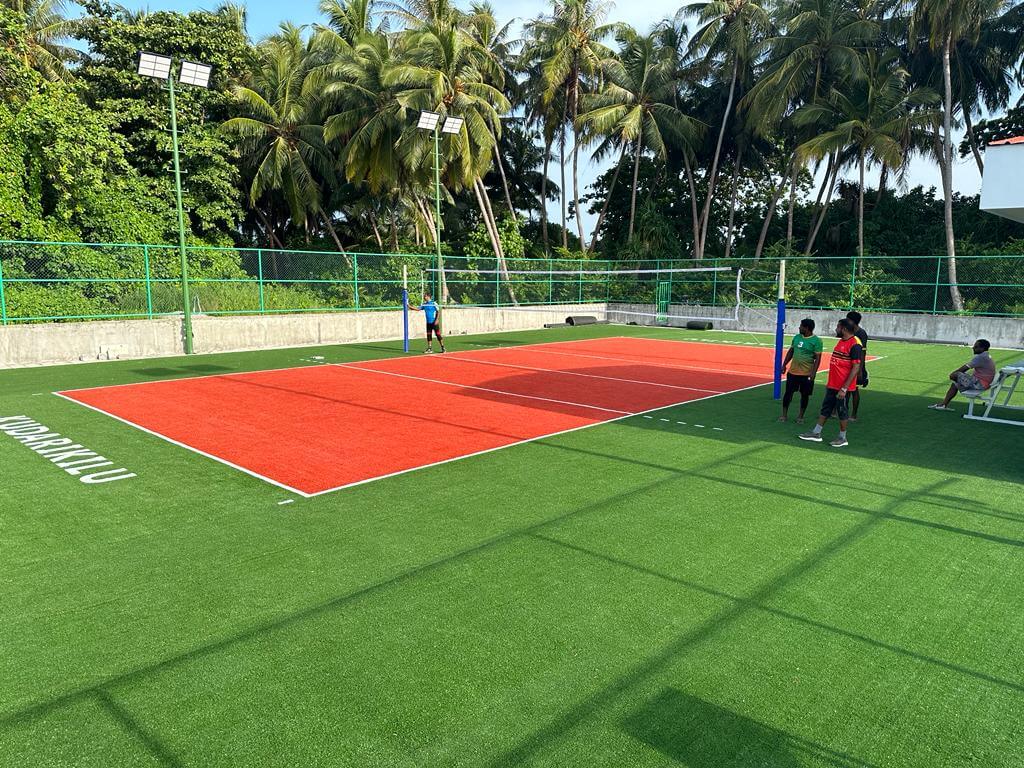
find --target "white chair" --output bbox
[963,366,1024,426]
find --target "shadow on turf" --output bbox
[132,364,233,377]
[624,690,877,768]
[94,689,183,768]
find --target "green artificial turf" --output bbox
[1,325,1023,767]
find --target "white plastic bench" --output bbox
[963,366,1024,426]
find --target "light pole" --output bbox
[417,111,463,301]
[137,52,213,355]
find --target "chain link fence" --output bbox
[1,240,1023,323]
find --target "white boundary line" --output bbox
[52,392,314,498]
[303,378,772,497]
[413,353,727,394]
[52,335,774,498]
[336,364,634,415]
[518,345,772,378]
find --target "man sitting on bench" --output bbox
[929,339,996,411]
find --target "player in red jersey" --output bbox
[798,318,864,447]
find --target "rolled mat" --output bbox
[566,316,598,326]
[686,320,714,331]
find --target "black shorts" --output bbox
[426,321,441,333]
[820,388,850,421]
[786,374,815,397]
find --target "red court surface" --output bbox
[57,337,792,496]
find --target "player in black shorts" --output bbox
[846,311,868,420]
[779,318,823,423]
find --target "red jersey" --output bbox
[827,336,865,390]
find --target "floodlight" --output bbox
[418,111,441,130]
[441,116,464,134]
[179,60,212,88]
[137,51,172,80]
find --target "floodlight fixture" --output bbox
[418,111,441,130]
[137,51,172,80]
[179,60,212,88]
[441,116,464,134]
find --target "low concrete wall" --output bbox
[0,304,603,368]
[608,303,1024,349]
[0,317,183,367]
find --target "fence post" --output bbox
[143,245,153,319]
[495,258,500,307]
[849,255,857,309]
[353,253,360,311]
[549,259,554,304]
[712,258,718,306]
[257,249,266,315]
[578,260,584,303]
[932,255,942,313]
[0,251,8,325]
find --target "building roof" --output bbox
[989,136,1024,145]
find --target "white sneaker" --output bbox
[798,431,823,442]
[928,404,951,411]
[425,348,433,354]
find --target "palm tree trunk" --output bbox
[857,150,865,260]
[489,125,515,213]
[254,207,285,251]
[476,177,518,305]
[805,159,839,256]
[874,163,888,207]
[786,162,797,253]
[589,143,627,253]
[941,34,964,311]
[755,160,792,260]
[559,101,569,249]
[368,211,384,249]
[697,57,739,259]
[723,147,744,259]
[962,109,984,174]
[628,140,644,240]
[319,209,353,269]
[540,135,552,255]
[571,85,586,249]
[682,150,701,259]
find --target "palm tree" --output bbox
[795,48,937,260]
[580,29,699,240]
[224,25,346,253]
[525,0,617,250]
[685,0,771,259]
[908,0,1010,311]
[4,0,83,81]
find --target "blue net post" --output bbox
[773,260,786,400]
[402,264,410,353]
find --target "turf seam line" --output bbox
[51,392,314,498]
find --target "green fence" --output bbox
[1,240,1023,323]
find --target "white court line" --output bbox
[51,392,315,498]
[336,364,633,416]
[518,346,773,379]
[303,378,772,497]
[433,353,726,394]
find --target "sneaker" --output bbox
[796,417,805,424]
[928,404,951,411]
[849,417,858,423]
[798,431,823,442]
[831,437,849,448]
[439,347,446,354]
[777,416,787,423]
[425,348,433,354]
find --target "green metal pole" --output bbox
[168,75,194,354]
[143,244,153,319]
[932,255,942,313]
[578,259,583,303]
[0,251,8,325]
[849,255,857,309]
[433,125,442,305]
[257,248,265,314]
[353,252,360,310]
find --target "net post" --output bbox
[402,264,410,353]
[0,251,7,325]
[773,259,787,400]
[142,245,153,319]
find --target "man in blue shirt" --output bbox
[410,293,445,353]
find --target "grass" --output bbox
[2,324,1023,767]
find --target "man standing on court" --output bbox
[410,293,445,353]
[779,318,823,424]
[799,318,864,447]
[847,311,869,421]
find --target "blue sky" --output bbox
[108,0,983,236]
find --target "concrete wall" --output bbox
[608,303,1024,349]
[0,304,602,368]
